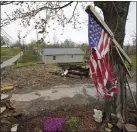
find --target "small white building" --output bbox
[1,45,9,48]
[41,48,85,64]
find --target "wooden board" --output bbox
[85,5,132,64]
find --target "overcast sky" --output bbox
[1,2,136,45]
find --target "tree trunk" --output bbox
[94,1,130,123]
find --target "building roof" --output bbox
[42,48,85,55]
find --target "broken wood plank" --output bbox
[1,85,13,92]
[85,5,132,64]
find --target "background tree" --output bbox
[0,36,6,46]
[131,33,136,55]
[11,40,21,48]
[77,43,89,57]
[61,39,76,48]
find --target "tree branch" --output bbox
[1,2,73,27]
[0,1,15,5]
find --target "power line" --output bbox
[1,29,16,45]
[1,29,15,41]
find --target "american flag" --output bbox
[88,13,118,99]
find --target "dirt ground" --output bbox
[1,64,92,94]
[1,64,136,132]
[17,105,99,132]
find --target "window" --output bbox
[71,55,73,58]
[53,56,56,60]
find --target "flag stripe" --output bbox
[88,13,118,100]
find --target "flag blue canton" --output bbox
[88,13,102,47]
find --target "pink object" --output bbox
[43,118,64,132]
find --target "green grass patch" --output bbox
[129,55,136,70]
[64,117,83,132]
[1,48,20,56]
[17,50,40,63]
[16,62,39,68]
[1,56,13,62]
[16,50,41,68]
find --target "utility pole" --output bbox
[36,29,40,61]
[36,29,39,52]
[17,30,22,57]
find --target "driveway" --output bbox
[10,82,136,116]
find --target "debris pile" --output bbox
[0,94,22,132]
[1,65,91,94]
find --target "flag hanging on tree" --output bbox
[88,13,118,100]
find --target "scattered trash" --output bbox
[1,94,9,100]
[52,89,58,93]
[43,118,64,132]
[124,123,136,132]
[4,111,22,118]
[93,109,103,123]
[1,85,13,92]
[0,106,6,113]
[11,124,19,132]
[62,69,68,76]
[108,123,113,129]
[116,118,124,129]
[105,127,112,132]
[6,101,15,110]
[111,113,116,118]
[1,119,11,124]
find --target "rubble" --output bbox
[105,127,112,132]
[0,93,22,132]
[1,94,9,100]
[1,85,13,92]
[124,123,136,132]
[0,106,6,113]
[1,65,90,94]
[116,118,124,129]
[107,123,113,129]
[11,124,19,132]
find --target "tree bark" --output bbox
[94,1,130,47]
[94,1,130,124]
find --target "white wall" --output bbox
[42,54,84,64]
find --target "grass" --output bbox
[64,117,83,131]
[1,56,13,61]
[17,50,40,63]
[1,48,20,56]
[16,62,39,68]
[129,55,136,70]
[16,50,41,68]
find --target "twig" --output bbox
[0,1,15,5]
[67,2,78,23]
[1,2,73,27]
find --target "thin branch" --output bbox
[67,2,78,24]
[0,1,15,5]
[1,2,73,27]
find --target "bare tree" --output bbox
[1,1,132,130]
